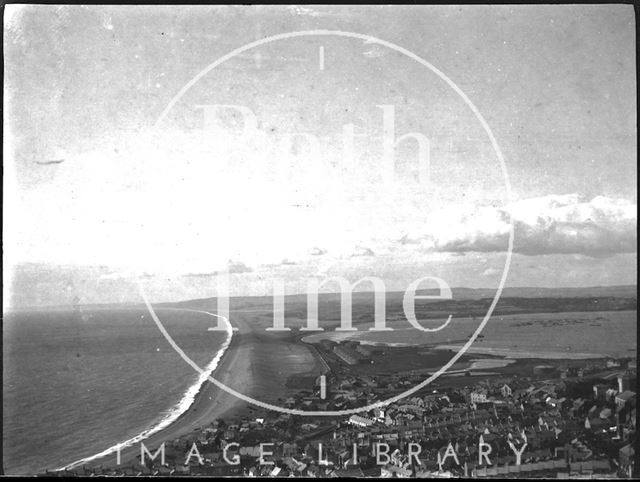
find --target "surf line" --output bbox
[56,307,233,471]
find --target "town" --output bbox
[53,340,637,478]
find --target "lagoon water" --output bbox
[303,310,637,358]
[2,307,227,474]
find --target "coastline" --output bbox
[50,306,631,473]
[67,304,326,471]
[58,303,324,472]
[58,307,244,471]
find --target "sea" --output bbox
[2,306,229,475]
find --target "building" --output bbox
[501,384,513,398]
[355,344,382,357]
[343,340,360,349]
[470,390,488,403]
[593,384,610,400]
[618,373,636,393]
[619,444,635,476]
[333,346,360,365]
[348,415,375,427]
[318,339,337,351]
[599,407,612,419]
[615,390,636,410]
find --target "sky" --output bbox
[3,5,637,306]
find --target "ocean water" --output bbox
[2,307,228,475]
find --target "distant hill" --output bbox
[431,285,637,300]
[191,285,637,305]
[5,262,636,310]
[170,286,637,317]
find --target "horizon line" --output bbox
[5,283,637,312]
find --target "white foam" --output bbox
[56,307,233,472]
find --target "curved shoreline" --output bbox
[56,307,234,472]
[53,304,326,472]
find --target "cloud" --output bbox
[427,194,636,257]
[351,246,375,257]
[227,260,253,274]
[264,258,298,268]
[398,233,422,245]
[182,260,252,277]
[98,271,125,280]
[182,272,217,278]
[98,269,153,280]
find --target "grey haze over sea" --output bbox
[2,307,228,475]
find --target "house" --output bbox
[501,384,513,398]
[570,398,585,417]
[333,346,361,365]
[470,390,488,404]
[235,445,256,459]
[333,466,365,477]
[593,384,610,400]
[599,407,612,419]
[618,373,636,392]
[348,415,375,428]
[615,391,636,410]
[373,407,386,421]
[619,444,635,476]
[356,344,380,357]
[319,339,337,351]
[381,465,412,477]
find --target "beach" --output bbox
[68,306,322,470]
[62,310,249,469]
